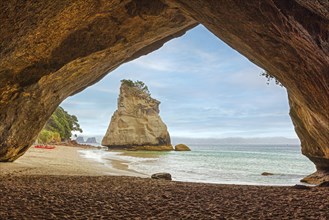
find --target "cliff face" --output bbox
[102,83,171,150]
[0,0,195,161]
[0,0,328,182]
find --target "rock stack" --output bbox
[102,80,172,151]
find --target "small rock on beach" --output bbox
[151,173,172,180]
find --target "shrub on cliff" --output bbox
[261,71,283,86]
[121,79,151,95]
[38,107,82,143]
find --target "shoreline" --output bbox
[1,145,328,218]
[0,144,313,186]
[0,145,147,178]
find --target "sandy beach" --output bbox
[0,145,146,177]
[1,145,329,219]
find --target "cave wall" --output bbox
[166,0,329,172]
[0,0,328,180]
[0,0,196,161]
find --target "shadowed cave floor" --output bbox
[0,176,328,219]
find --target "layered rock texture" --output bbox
[0,0,328,183]
[102,82,172,150]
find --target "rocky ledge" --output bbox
[101,80,172,151]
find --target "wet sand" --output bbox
[0,146,328,219]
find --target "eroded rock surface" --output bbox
[0,0,328,183]
[0,0,195,161]
[102,82,172,150]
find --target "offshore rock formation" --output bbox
[102,82,172,150]
[75,137,85,144]
[174,144,191,151]
[86,137,97,144]
[76,137,98,144]
[0,0,328,183]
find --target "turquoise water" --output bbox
[81,144,315,186]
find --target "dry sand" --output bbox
[1,145,328,219]
[0,145,146,177]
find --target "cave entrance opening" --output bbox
[63,25,297,144]
[0,0,325,183]
[60,25,315,185]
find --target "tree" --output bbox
[38,106,82,143]
[121,79,151,95]
[38,130,61,144]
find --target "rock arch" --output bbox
[0,0,328,181]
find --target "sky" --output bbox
[61,25,298,140]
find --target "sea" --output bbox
[79,143,315,186]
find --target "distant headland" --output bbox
[76,136,98,144]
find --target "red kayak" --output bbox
[34,145,56,150]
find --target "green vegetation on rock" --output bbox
[261,71,283,86]
[37,107,82,144]
[38,130,61,144]
[121,79,151,95]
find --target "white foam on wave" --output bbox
[78,149,150,177]
[78,144,314,185]
[79,149,109,164]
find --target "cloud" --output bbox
[131,58,174,72]
[90,87,118,94]
[129,32,232,75]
